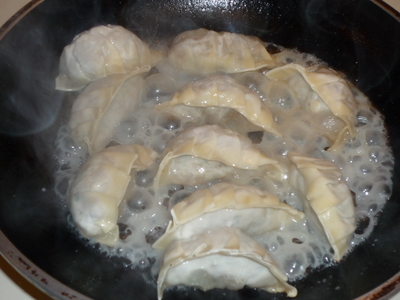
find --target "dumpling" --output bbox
[68,144,157,246]
[160,156,234,186]
[168,28,277,74]
[69,66,149,154]
[288,152,356,260]
[56,25,162,91]
[266,64,357,150]
[155,75,281,136]
[154,125,280,187]
[157,227,297,300]
[153,183,304,249]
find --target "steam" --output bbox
[301,0,399,93]
[0,13,64,136]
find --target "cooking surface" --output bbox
[0,0,400,299]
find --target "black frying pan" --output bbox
[1,0,400,299]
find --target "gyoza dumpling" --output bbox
[68,144,157,246]
[69,66,149,154]
[153,183,304,249]
[157,227,297,299]
[266,64,357,151]
[154,125,280,187]
[155,75,281,136]
[168,28,277,74]
[56,25,162,91]
[288,152,356,260]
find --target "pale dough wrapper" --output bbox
[68,144,157,246]
[288,152,356,260]
[154,125,280,187]
[156,75,281,136]
[153,182,304,249]
[157,227,297,300]
[56,25,162,91]
[168,28,277,74]
[68,66,150,155]
[267,64,357,151]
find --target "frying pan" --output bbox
[1,0,400,299]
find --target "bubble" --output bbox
[62,135,78,150]
[273,140,295,157]
[145,226,165,245]
[268,83,295,110]
[118,223,132,240]
[135,167,157,188]
[284,253,304,276]
[382,159,394,168]
[322,254,332,264]
[350,155,362,164]
[269,242,279,252]
[127,190,152,213]
[316,136,330,150]
[142,118,152,130]
[309,243,323,260]
[355,215,370,235]
[359,183,373,195]
[117,120,139,137]
[306,251,315,265]
[55,177,70,198]
[137,257,151,270]
[368,204,378,212]
[247,131,264,144]
[234,71,268,92]
[157,114,181,131]
[356,110,374,127]
[291,131,306,146]
[277,236,285,245]
[378,183,392,198]
[143,73,177,107]
[368,147,390,163]
[347,138,361,149]
[359,164,372,174]
[154,128,163,136]
[365,129,384,146]
[150,132,174,153]
[162,197,170,208]
[266,43,282,54]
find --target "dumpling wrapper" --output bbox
[161,156,234,186]
[69,66,149,154]
[168,28,277,74]
[56,25,162,91]
[154,125,280,187]
[158,227,297,299]
[153,182,304,249]
[68,144,157,246]
[156,75,281,136]
[288,152,356,260]
[266,64,357,151]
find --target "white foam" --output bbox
[53,44,393,283]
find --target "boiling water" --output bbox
[54,45,393,283]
